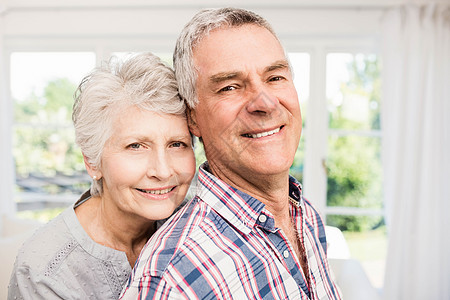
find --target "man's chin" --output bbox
[239,162,292,179]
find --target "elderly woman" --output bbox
[8,53,196,299]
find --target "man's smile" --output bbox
[241,125,284,139]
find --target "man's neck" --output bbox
[206,161,291,220]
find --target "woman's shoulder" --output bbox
[13,207,75,272]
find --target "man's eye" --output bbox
[219,86,236,92]
[269,76,283,82]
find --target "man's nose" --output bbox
[246,89,279,115]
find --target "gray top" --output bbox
[8,192,132,300]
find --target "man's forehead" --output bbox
[193,27,285,65]
[193,23,270,45]
[192,23,280,54]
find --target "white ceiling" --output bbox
[1,0,447,10]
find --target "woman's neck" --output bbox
[75,195,155,267]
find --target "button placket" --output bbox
[258,214,267,223]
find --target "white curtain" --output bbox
[381,3,450,300]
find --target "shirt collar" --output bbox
[288,175,303,205]
[197,162,304,234]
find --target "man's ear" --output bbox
[187,106,201,138]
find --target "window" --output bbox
[289,53,310,182]
[325,53,385,288]
[11,52,96,212]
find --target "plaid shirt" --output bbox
[120,163,342,300]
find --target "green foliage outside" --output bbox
[15,78,75,124]
[289,138,305,183]
[326,54,383,231]
[14,78,85,175]
[344,225,387,261]
[14,78,87,197]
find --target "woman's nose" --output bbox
[147,151,173,180]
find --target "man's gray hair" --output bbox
[72,52,184,196]
[173,7,280,109]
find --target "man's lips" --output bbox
[136,186,176,195]
[241,125,284,138]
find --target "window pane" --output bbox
[289,52,310,128]
[288,53,310,181]
[11,52,96,211]
[290,137,305,182]
[326,135,382,209]
[325,52,384,291]
[11,52,96,102]
[326,53,380,131]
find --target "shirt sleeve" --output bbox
[8,264,70,300]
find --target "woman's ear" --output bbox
[83,154,102,180]
[187,107,201,138]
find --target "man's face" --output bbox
[190,24,302,186]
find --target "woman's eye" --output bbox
[171,142,186,148]
[128,143,141,149]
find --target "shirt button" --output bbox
[258,215,267,223]
[283,250,290,258]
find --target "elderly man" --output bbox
[120,7,341,300]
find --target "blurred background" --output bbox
[1,1,448,299]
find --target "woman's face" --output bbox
[98,105,196,222]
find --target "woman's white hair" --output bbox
[72,52,184,196]
[173,7,283,109]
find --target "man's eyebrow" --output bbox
[209,71,242,83]
[265,60,290,73]
[208,60,290,83]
